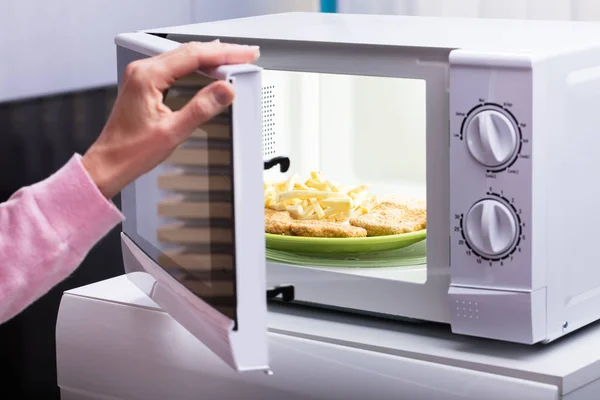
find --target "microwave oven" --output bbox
[117,12,600,374]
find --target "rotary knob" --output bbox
[465,109,518,168]
[464,199,518,258]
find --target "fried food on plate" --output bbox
[289,220,367,238]
[376,195,426,210]
[265,209,367,238]
[349,196,426,236]
[265,209,293,235]
[264,171,376,222]
[264,172,427,238]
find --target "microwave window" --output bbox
[134,72,237,321]
[263,70,427,283]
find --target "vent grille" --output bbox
[261,84,276,157]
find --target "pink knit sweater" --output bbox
[0,154,124,324]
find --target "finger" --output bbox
[152,41,259,89]
[151,39,223,62]
[168,80,235,141]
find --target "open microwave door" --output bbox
[116,32,268,373]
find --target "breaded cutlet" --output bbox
[376,195,426,210]
[264,209,293,235]
[289,220,368,238]
[264,208,367,238]
[349,197,426,236]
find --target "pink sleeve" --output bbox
[0,154,124,323]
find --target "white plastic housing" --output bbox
[115,13,600,352]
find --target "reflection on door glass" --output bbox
[135,72,237,321]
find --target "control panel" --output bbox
[463,105,521,170]
[449,60,533,290]
[462,195,521,260]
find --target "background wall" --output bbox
[336,0,600,20]
[0,0,318,104]
[0,1,192,104]
[0,1,317,399]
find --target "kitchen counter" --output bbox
[56,275,600,399]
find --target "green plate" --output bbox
[265,229,426,255]
[266,240,426,268]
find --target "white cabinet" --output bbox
[57,276,600,399]
[57,276,563,400]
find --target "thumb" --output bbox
[170,80,235,142]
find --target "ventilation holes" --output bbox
[261,85,276,157]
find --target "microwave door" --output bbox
[117,33,268,373]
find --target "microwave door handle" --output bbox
[264,156,290,173]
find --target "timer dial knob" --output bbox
[464,199,518,257]
[465,110,518,167]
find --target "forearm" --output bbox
[0,154,123,323]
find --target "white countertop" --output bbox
[68,275,600,394]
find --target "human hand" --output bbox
[82,41,260,199]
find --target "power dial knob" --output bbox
[464,199,518,258]
[465,110,518,168]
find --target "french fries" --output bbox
[264,171,377,221]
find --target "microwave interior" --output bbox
[260,69,428,280]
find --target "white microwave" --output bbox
[118,12,600,374]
